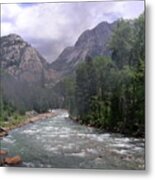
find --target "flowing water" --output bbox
[1,110,145,169]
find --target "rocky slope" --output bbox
[1,21,116,83]
[0,34,59,83]
[51,21,116,75]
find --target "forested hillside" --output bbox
[0,13,144,137]
[57,14,145,137]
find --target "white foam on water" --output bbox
[110,143,133,148]
[114,137,130,143]
[63,143,75,150]
[60,127,72,133]
[85,133,110,142]
[43,126,56,131]
[55,111,69,119]
[46,164,52,168]
[111,149,129,155]
[35,135,42,140]
[23,162,35,167]
[59,134,70,138]
[76,133,86,137]
[21,129,41,135]
[94,157,104,165]
[132,146,144,151]
[86,148,98,154]
[41,134,57,138]
[49,147,58,152]
[61,112,69,118]
[3,137,16,144]
[44,145,59,152]
[44,126,60,132]
[70,151,87,157]
[95,136,107,142]
[44,144,67,153]
[1,110,145,169]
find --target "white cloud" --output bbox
[1,1,144,62]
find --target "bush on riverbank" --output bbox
[0,99,25,129]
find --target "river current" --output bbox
[1,110,145,169]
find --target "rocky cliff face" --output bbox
[51,21,116,75]
[0,34,59,83]
[1,21,116,83]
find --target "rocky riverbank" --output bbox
[69,115,144,138]
[0,111,58,166]
[0,149,22,166]
[0,111,57,138]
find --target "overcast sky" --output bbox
[1,1,144,62]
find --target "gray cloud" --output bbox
[28,37,72,61]
[1,1,144,62]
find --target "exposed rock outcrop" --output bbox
[1,21,117,83]
[51,21,116,76]
[0,34,59,84]
[0,128,8,138]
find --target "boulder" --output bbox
[0,128,8,137]
[4,155,22,165]
[0,127,6,132]
[26,110,37,117]
[29,120,34,123]
[48,109,52,113]
[0,150,8,155]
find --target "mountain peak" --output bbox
[8,33,22,38]
[1,34,44,82]
[94,21,109,28]
[51,20,115,75]
[2,33,24,42]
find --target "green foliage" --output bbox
[0,96,24,127]
[1,13,144,137]
[109,19,135,68]
[59,76,76,114]
[66,13,145,137]
[75,56,97,121]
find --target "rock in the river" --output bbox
[0,128,8,137]
[4,155,22,165]
[94,157,103,165]
[0,150,8,155]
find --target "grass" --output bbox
[0,112,26,129]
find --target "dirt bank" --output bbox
[0,111,57,138]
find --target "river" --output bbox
[1,110,145,169]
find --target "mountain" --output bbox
[0,34,59,84]
[0,21,118,112]
[1,21,116,84]
[51,21,116,75]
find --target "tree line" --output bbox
[0,13,144,137]
[60,14,144,137]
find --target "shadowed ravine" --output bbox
[1,110,145,169]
